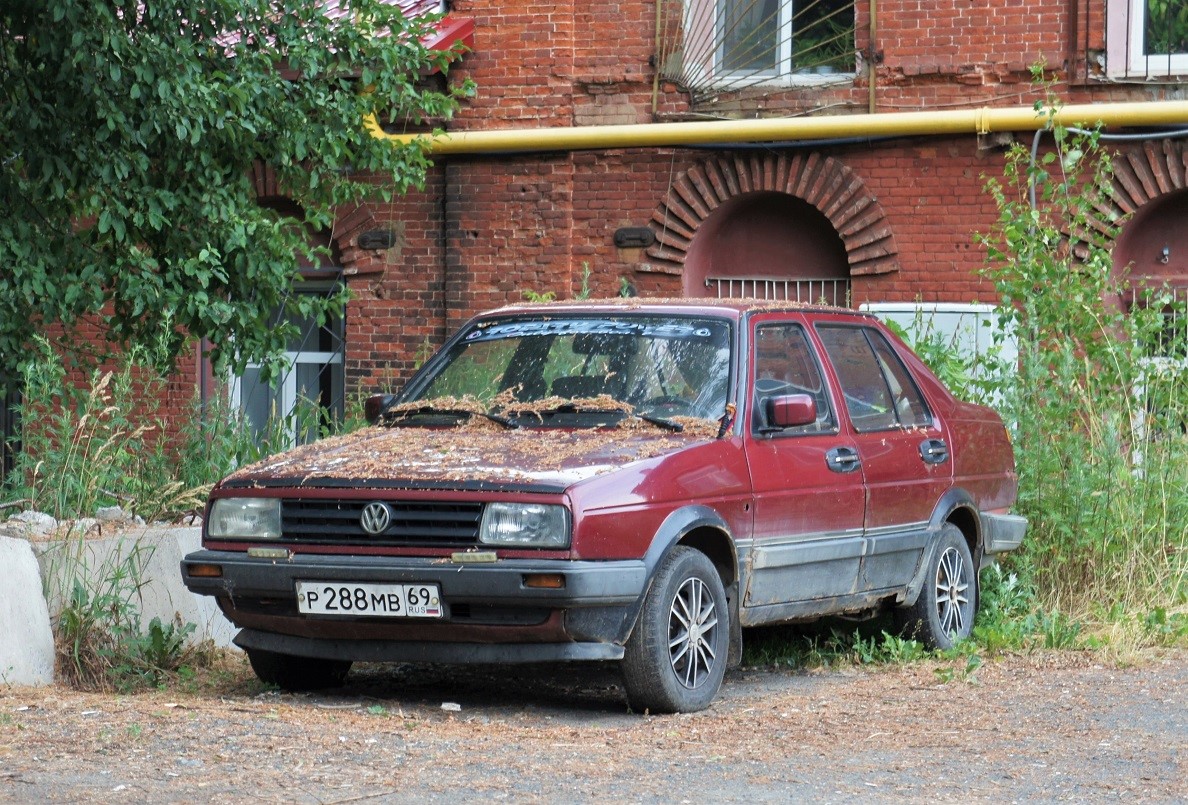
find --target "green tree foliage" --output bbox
[0,0,469,378]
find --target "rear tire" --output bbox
[246,648,352,691]
[895,524,977,650]
[622,546,729,713]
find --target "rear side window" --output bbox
[817,326,932,432]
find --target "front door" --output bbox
[742,318,866,610]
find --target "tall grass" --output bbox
[3,340,371,689]
[977,103,1188,635]
[3,337,366,522]
[42,532,205,691]
[5,338,190,521]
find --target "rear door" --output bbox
[814,323,953,591]
[742,316,866,609]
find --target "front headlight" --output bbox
[207,498,282,540]
[479,503,570,548]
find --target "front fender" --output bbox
[613,505,737,646]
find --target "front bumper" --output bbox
[181,550,648,659]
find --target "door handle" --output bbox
[919,438,949,465]
[825,446,861,473]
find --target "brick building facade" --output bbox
[14,0,1184,447]
[325,0,1187,396]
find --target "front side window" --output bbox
[407,316,734,425]
[751,322,836,433]
[817,326,931,432]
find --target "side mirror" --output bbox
[364,393,397,425]
[766,393,817,428]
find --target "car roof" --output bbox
[484,297,878,322]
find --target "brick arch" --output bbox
[250,162,383,275]
[1107,139,1188,294]
[1108,139,1188,213]
[646,152,899,277]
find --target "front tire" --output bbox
[246,648,352,691]
[622,546,729,713]
[896,524,977,649]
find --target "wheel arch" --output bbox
[616,505,739,647]
[900,488,984,608]
[929,487,984,556]
[641,505,738,584]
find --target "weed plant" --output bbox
[4,339,367,690]
[833,95,1187,666]
[977,98,1188,638]
[43,533,207,691]
[4,337,367,522]
[6,338,204,521]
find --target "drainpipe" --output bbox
[368,100,1188,154]
[867,0,877,114]
[651,0,664,117]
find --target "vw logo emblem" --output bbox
[360,502,391,535]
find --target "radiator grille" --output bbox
[281,500,484,546]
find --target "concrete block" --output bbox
[0,536,56,686]
[35,527,237,651]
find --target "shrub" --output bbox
[976,98,1188,635]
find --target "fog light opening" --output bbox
[523,573,565,590]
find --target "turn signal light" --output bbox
[523,573,565,589]
[187,564,223,578]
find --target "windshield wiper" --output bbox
[383,405,518,430]
[636,413,684,432]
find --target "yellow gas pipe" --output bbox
[367,100,1188,155]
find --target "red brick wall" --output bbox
[47,1,1188,414]
[346,167,449,390]
[449,1,578,128]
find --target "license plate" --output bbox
[296,581,442,618]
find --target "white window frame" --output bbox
[859,302,1019,411]
[231,349,345,445]
[683,0,853,89]
[230,283,346,447]
[1106,0,1188,77]
[715,0,795,78]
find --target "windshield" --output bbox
[404,315,734,424]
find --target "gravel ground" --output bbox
[1,648,1185,803]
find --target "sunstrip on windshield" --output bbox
[463,318,716,342]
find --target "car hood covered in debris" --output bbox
[218,421,723,492]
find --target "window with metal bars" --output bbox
[706,275,850,307]
[1108,0,1188,77]
[656,0,856,104]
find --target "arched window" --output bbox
[686,191,850,305]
